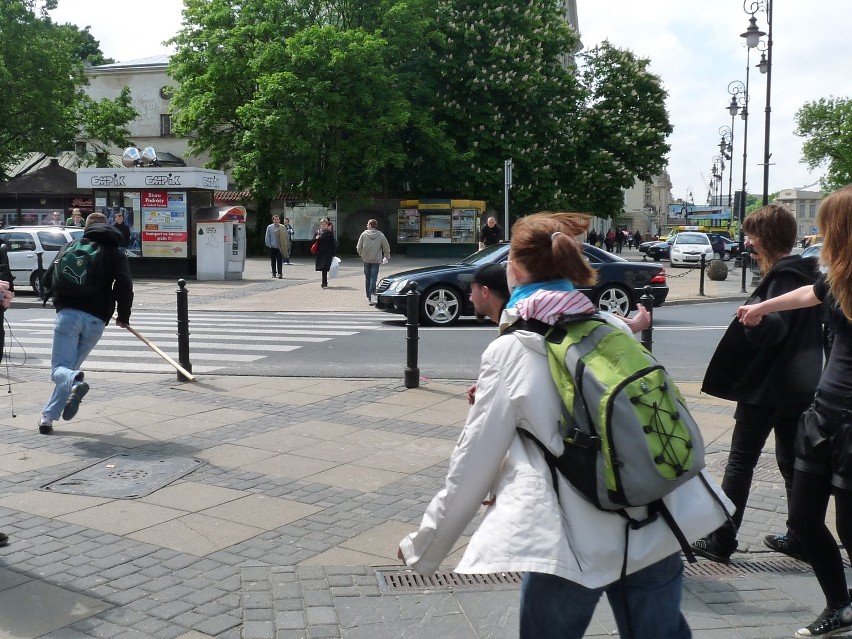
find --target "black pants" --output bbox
[712,401,807,550]
[321,269,329,287]
[270,248,283,276]
[790,390,852,608]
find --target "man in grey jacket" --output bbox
[356,219,391,304]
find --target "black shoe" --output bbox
[796,603,852,637]
[691,535,733,564]
[62,381,89,421]
[277,274,283,279]
[764,533,808,562]
[38,416,54,435]
[0,532,8,547]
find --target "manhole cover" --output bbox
[41,454,204,499]
[706,452,783,483]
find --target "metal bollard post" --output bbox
[176,279,193,382]
[698,254,706,297]
[35,251,44,298]
[640,285,654,352]
[403,284,420,388]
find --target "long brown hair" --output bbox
[817,185,852,320]
[742,204,797,273]
[510,212,597,286]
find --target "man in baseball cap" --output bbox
[459,263,509,405]
[459,263,509,323]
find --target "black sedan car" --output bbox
[375,243,669,326]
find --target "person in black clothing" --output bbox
[693,205,822,567]
[738,186,852,638]
[37,213,133,435]
[314,217,335,288]
[479,216,503,249]
[587,228,598,247]
[633,229,643,249]
[113,210,131,248]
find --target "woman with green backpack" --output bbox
[398,212,731,639]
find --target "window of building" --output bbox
[160,114,173,137]
[810,203,817,216]
[75,140,87,155]
[798,203,806,217]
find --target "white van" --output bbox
[0,226,84,293]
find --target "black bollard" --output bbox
[176,279,193,382]
[35,251,44,299]
[698,254,706,297]
[640,285,654,352]
[403,283,420,389]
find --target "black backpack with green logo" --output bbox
[43,238,106,301]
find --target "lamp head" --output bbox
[740,15,766,48]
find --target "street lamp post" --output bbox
[742,0,772,205]
[719,125,733,211]
[727,77,749,293]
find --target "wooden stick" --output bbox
[124,324,196,381]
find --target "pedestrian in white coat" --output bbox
[398,212,731,639]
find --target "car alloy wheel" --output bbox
[421,286,462,326]
[595,284,631,316]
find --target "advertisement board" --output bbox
[141,191,188,258]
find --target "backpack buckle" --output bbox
[565,427,600,450]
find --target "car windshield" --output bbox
[458,243,509,266]
[675,233,710,245]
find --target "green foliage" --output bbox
[168,0,672,218]
[0,0,134,176]
[76,87,138,165]
[796,97,852,192]
[58,23,115,65]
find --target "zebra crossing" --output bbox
[4,311,389,374]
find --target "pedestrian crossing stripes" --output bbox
[5,311,389,375]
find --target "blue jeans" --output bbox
[520,553,690,639]
[42,308,105,420]
[364,262,380,300]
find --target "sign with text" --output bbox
[141,191,188,258]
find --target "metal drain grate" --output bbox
[377,570,523,592]
[685,557,810,578]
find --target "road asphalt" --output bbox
[0,250,839,639]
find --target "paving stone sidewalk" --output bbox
[0,251,837,639]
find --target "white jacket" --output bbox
[400,311,732,589]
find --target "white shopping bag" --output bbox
[330,256,341,278]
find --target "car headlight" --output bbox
[389,279,409,292]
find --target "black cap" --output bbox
[459,263,509,299]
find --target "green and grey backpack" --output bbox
[508,313,718,560]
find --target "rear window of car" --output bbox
[37,231,70,251]
[675,233,710,245]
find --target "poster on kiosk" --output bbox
[196,207,247,280]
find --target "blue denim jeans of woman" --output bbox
[364,262,380,300]
[519,553,690,639]
[42,308,105,420]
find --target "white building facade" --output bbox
[775,188,824,237]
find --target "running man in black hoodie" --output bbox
[38,212,133,435]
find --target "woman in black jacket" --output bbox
[314,218,335,288]
[692,205,822,564]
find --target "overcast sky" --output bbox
[50,0,850,202]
